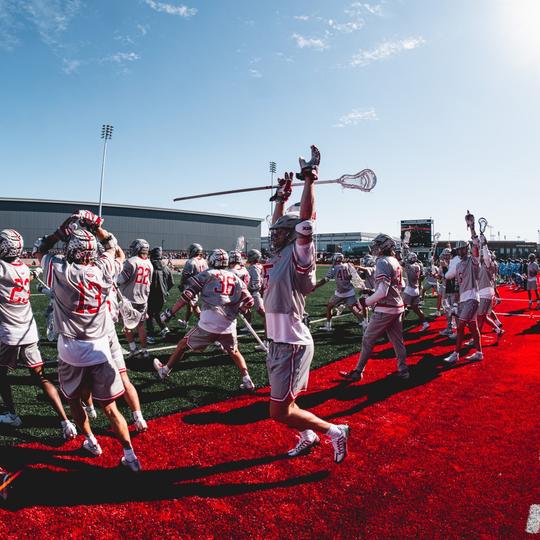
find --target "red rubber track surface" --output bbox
[1,286,539,539]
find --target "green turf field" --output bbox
[0,267,434,446]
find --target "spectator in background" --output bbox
[147,247,174,344]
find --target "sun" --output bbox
[499,0,540,69]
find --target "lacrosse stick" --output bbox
[114,285,142,330]
[465,210,475,231]
[350,267,365,289]
[478,218,488,235]
[173,169,377,202]
[429,232,441,263]
[238,314,268,353]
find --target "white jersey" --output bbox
[0,259,39,345]
[42,253,115,340]
[325,262,356,298]
[117,256,153,305]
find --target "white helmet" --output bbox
[370,233,396,256]
[188,243,203,258]
[0,229,24,259]
[229,250,243,265]
[269,213,300,252]
[441,247,452,257]
[407,252,418,263]
[247,249,261,263]
[130,239,149,257]
[208,248,229,269]
[65,229,98,263]
[332,252,344,264]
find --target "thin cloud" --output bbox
[144,0,197,17]
[292,32,328,50]
[249,68,262,79]
[328,19,364,34]
[62,57,81,74]
[350,37,425,66]
[294,15,310,21]
[22,0,82,47]
[137,24,149,35]
[100,52,140,64]
[334,108,378,127]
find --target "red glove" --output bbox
[269,172,293,203]
[55,216,79,242]
[74,210,103,233]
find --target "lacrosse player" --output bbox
[476,239,504,339]
[146,247,174,344]
[0,229,77,439]
[340,233,409,383]
[443,212,483,363]
[246,248,266,321]
[34,212,141,471]
[313,253,367,332]
[117,239,153,359]
[155,248,256,391]
[401,251,429,331]
[176,243,208,327]
[526,253,540,309]
[438,248,459,337]
[263,146,350,464]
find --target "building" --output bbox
[0,198,262,252]
[438,240,537,260]
[261,231,398,254]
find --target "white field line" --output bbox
[526,505,540,534]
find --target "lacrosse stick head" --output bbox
[478,218,488,234]
[337,169,377,192]
[402,230,411,247]
[119,299,142,330]
[433,232,441,242]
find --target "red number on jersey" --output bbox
[9,277,30,305]
[214,273,236,296]
[135,266,151,285]
[262,263,274,290]
[76,281,103,314]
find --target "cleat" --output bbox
[82,438,103,456]
[159,327,171,338]
[448,332,457,340]
[444,351,459,364]
[495,328,505,339]
[153,358,170,380]
[240,375,255,392]
[127,349,141,360]
[339,369,363,382]
[397,369,410,380]
[0,412,22,427]
[83,403,97,419]
[466,351,484,361]
[238,326,250,335]
[141,350,150,360]
[61,420,77,440]
[331,425,350,464]
[421,321,430,331]
[146,336,156,345]
[439,328,452,336]
[320,321,333,332]
[433,310,441,317]
[287,432,320,457]
[134,417,148,433]
[121,456,142,473]
[177,318,188,329]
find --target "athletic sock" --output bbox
[300,429,316,440]
[326,425,341,439]
[86,433,98,445]
[132,410,143,422]
[129,342,137,352]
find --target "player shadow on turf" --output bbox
[182,353,478,427]
[0,445,329,509]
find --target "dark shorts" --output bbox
[0,341,43,370]
[402,293,421,307]
[58,358,125,402]
[185,326,238,353]
[266,341,314,402]
[477,298,494,316]
[458,299,479,322]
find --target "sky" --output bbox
[1,0,539,243]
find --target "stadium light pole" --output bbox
[98,124,114,218]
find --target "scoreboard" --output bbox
[400,219,433,248]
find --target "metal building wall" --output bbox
[0,199,261,252]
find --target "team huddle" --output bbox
[1,146,538,490]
